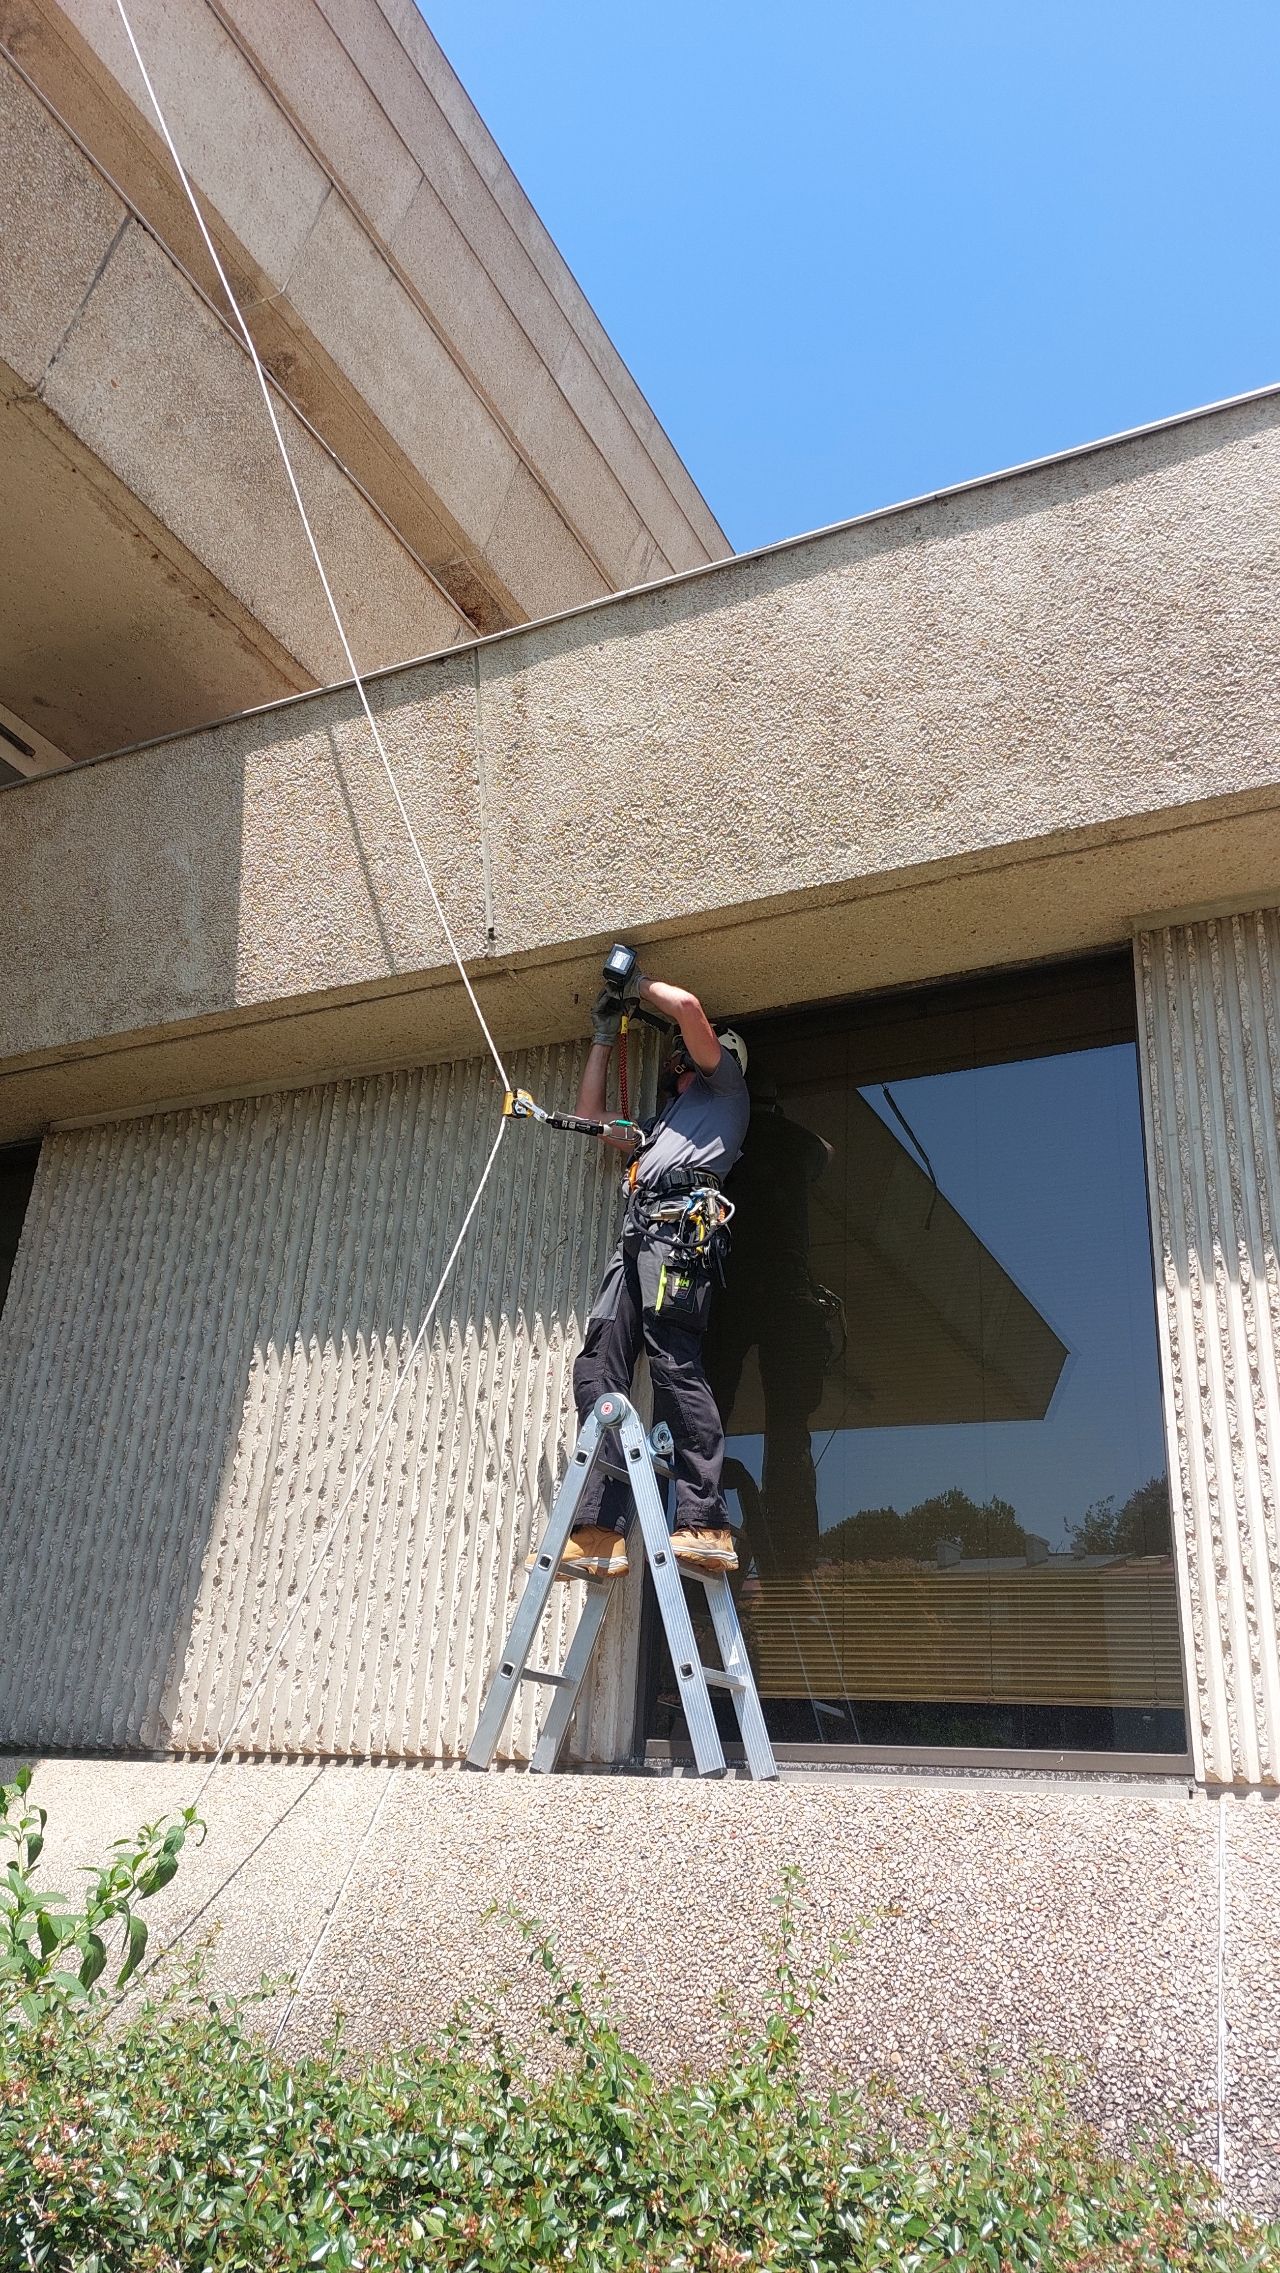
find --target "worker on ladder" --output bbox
[551,956,750,1585]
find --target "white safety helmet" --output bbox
[716,1027,748,1077]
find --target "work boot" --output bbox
[671,1525,738,1576]
[526,1525,629,1582]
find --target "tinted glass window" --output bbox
[647,957,1185,1758]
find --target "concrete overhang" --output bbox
[0,0,726,761]
[3,386,1280,1143]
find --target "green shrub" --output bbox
[1,1775,1275,2272]
[1,1764,202,2021]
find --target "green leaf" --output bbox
[116,1911,148,1988]
[79,1930,107,1990]
[138,1853,179,1898]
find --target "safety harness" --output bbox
[504,1110,736,1305]
[629,1173,735,1289]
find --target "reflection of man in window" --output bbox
[704,1088,839,1573]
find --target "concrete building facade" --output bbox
[7,384,1280,1782]
[3,0,1280,2209]
[0,0,725,772]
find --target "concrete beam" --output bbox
[1,0,726,639]
[0,54,465,755]
[3,390,1280,1140]
[0,697,72,778]
[0,360,306,761]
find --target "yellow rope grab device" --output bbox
[502,1087,641,1142]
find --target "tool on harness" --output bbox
[632,1178,736,1288]
[503,1088,641,1141]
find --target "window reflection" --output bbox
[649,957,1186,1758]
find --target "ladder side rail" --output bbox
[701,1574,779,1782]
[616,1405,728,1779]
[529,1583,613,1773]
[464,1412,607,1770]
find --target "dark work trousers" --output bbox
[572,1228,725,1535]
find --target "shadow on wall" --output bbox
[0,1147,39,1312]
[0,1042,630,1762]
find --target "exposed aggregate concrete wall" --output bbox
[0,1046,653,1765]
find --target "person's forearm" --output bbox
[636,976,694,1024]
[576,1041,612,1120]
[576,1043,634,1153]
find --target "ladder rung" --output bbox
[525,1556,612,1587]
[699,1667,747,1693]
[599,1454,672,1482]
[506,1665,573,1689]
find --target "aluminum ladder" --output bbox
[465,1391,777,1781]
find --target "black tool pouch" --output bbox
[637,1239,713,1334]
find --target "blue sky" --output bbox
[423,1,1280,554]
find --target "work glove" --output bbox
[591,988,623,1047]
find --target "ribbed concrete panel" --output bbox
[0,1043,651,1762]
[1136,909,1280,1787]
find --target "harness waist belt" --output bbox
[635,1166,722,1197]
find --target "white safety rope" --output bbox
[1216,1793,1228,2183]
[105,4,521,1825]
[112,0,510,1096]
[268,1770,396,2050]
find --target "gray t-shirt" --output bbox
[633,1047,750,1188]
